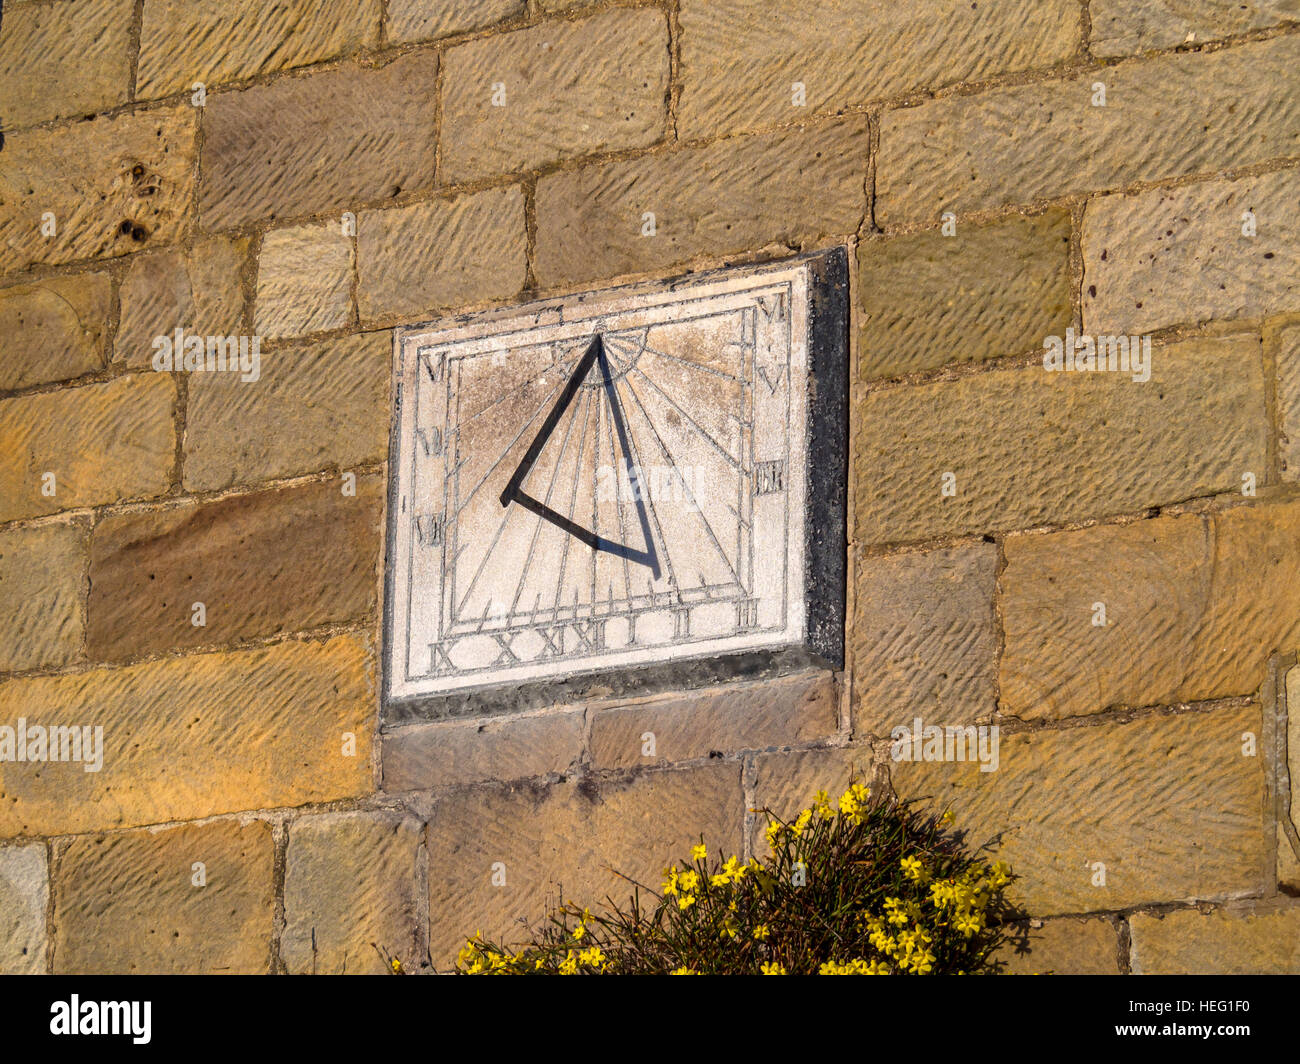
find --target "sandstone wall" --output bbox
[1,0,1298,973]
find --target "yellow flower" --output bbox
[929,880,957,910]
[760,962,786,975]
[390,958,403,974]
[753,924,771,941]
[679,870,700,892]
[578,946,605,967]
[671,966,698,975]
[837,782,872,824]
[710,855,745,888]
[813,789,834,819]
[900,855,925,882]
[691,843,708,862]
[869,927,897,955]
[791,808,813,837]
[765,821,784,846]
[906,950,936,975]
[677,893,697,910]
[573,923,587,940]
[558,951,578,975]
[820,958,885,975]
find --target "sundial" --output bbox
[384,253,847,707]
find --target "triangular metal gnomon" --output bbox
[499,334,662,579]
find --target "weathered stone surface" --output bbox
[200,52,438,230]
[53,820,274,974]
[590,672,837,770]
[890,704,1267,914]
[0,273,112,390]
[1000,498,1300,719]
[858,210,1072,379]
[678,0,1079,138]
[1091,0,1299,57]
[425,763,743,964]
[535,117,869,288]
[440,8,669,182]
[254,224,354,338]
[0,106,197,275]
[137,0,382,98]
[357,185,526,324]
[0,634,373,838]
[876,36,1300,225]
[387,0,524,43]
[184,331,391,492]
[0,844,47,974]
[282,812,424,974]
[382,709,584,792]
[1083,168,1300,336]
[1130,904,1300,973]
[751,745,875,827]
[0,0,133,127]
[1278,323,1300,481]
[86,477,381,661]
[0,522,86,673]
[998,917,1119,974]
[0,375,177,522]
[852,543,997,737]
[116,237,248,370]
[853,334,1266,546]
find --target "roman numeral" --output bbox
[754,460,786,496]
[416,513,446,546]
[417,427,443,456]
[757,293,786,322]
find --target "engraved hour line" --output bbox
[506,374,588,621]
[450,346,582,431]
[602,382,636,608]
[590,380,600,615]
[603,327,647,365]
[551,382,596,620]
[604,333,746,384]
[596,339,662,583]
[620,373,743,590]
[627,364,743,472]
[452,362,578,518]
[445,357,461,635]
[451,368,578,620]
[738,307,753,603]
[608,370,680,596]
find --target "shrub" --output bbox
[453,780,1018,974]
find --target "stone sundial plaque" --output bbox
[384,251,847,709]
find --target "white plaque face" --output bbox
[386,260,820,701]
